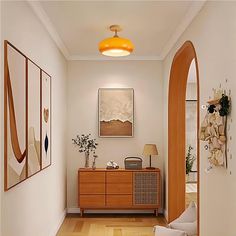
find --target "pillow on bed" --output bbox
[154,226,187,236]
[169,220,197,236]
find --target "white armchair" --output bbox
[154,202,197,236]
[154,226,187,236]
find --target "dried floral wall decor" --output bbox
[200,89,230,168]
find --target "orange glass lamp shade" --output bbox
[99,25,134,57]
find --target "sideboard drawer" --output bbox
[106,172,132,183]
[79,171,105,183]
[106,183,132,194]
[80,183,105,194]
[107,195,132,207]
[80,195,105,208]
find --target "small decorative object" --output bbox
[186,145,196,175]
[106,160,119,169]
[44,108,49,123]
[72,134,98,168]
[200,88,231,168]
[143,144,158,169]
[98,88,134,137]
[92,155,98,170]
[124,157,142,170]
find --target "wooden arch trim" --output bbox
[168,41,200,230]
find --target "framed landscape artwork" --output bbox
[98,88,134,137]
[4,40,52,191]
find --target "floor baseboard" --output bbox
[67,207,81,214]
[50,209,66,236]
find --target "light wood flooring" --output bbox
[186,192,197,207]
[57,214,167,236]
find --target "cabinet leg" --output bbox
[80,209,84,217]
[155,209,158,217]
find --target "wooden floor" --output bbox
[186,192,197,207]
[57,214,167,236]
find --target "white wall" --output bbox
[163,2,236,235]
[67,60,164,211]
[1,2,67,236]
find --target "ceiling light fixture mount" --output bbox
[99,25,134,57]
[110,24,122,36]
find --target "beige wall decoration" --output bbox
[5,42,27,189]
[4,41,52,191]
[41,72,51,169]
[98,88,134,137]
[200,88,230,168]
[28,60,41,177]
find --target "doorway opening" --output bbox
[168,41,200,233]
[185,60,198,207]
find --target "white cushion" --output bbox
[154,226,187,236]
[169,221,197,236]
[171,202,197,223]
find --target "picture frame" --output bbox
[4,40,52,191]
[98,88,134,137]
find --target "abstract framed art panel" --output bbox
[5,42,27,189]
[28,60,41,177]
[4,40,52,191]
[98,88,134,137]
[41,71,51,169]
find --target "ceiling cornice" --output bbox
[28,1,206,61]
[160,1,206,60]
[27,1,70,60]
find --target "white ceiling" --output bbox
[29,1,205,60]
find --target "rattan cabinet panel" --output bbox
[133,172,160,205]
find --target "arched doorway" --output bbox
[168,41,200,232]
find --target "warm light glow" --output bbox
[99,30,134,57]
[102,49,131,57]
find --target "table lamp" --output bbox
[143,144,158,169]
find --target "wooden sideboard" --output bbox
[78,168,161,216]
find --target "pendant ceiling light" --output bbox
[99,25,134,57]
